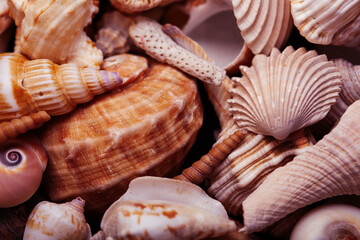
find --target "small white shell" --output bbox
[291,204,360,240]
[228,46,342,140]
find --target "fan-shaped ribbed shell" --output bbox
[228,46,342,140]
[40,57,203,214]
[109,0,181,14]
[291,0,360,47]
[8,0,102,68]
[0,53,122,122]
[207,123,314,216]
[242,99,360,233]
[232,0,293,55]
[95,11,134,58]
[96,177,236,240]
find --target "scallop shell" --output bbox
[291,0,360,47]
[312,58,360,135]
[228,46,342,140]
[129,16,226,85]
[206,122,314,216]
[109,0,181,14]
[95,11,134,58]
[24,197,91,240]
[39,55,203,214]
[0,134,47,208]
[241,99,360,233]
[0,53,122,136]
[232,0,293,55]
[8,0,103,68]
[94,176,236,240]
[291,204,360,240]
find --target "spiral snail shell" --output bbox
[0,134,47,208]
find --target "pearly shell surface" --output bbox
[98,176,236,240]
[291,0,360,47]
[0,53,122,122]
[0,135,47,208]
[242,99,360,233]
[23,197,91,240]
[109,0,181,14]
[228,46,342,140]
[8,0,103,68]
[40,57,203,214]
[291,204,360,240]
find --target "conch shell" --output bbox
[95,11,134,58]
[8,0,103,68]
[291,204,360,240]
[0,134,47,208]
[241,99,360,233]
[109,0,181,14]
[40,55,203,214]
[228,46,342,140]
[92,176,237,240]
[291,0,360,47]
[23,197,91,240]
[129,16,226,85]
[0,53,122,129]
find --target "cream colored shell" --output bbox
[40,56,203,214]
[98,176,236,240]
[242,99,360,233]
[8,0,103,68]
[291,0,360,46]
[228,46,342,140]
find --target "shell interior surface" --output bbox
[0,135,47,208]
[109,0,181,14]
[8,0,103,67]
[228,46,342,140]
[99,176,237,240]
[291,204,360,240]
[241,99,360,233]
[40,58,203,213]
[291,0,360,47]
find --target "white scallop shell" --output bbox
[228,46,342,140]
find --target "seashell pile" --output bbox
[0,0,359,239]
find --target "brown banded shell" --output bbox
[228,46,342,140]
[40,55,203,214]
[8,0,103,68]
[241,99,360,233]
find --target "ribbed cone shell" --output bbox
[9,0,102,67]
[242,99,360,233]
[40,60,203,214]
[109,0,180,14]
[291,0,360,47]
[232,0,293,55]
[228,46,342,140]
[207,122,314,216]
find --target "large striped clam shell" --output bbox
[228,46,342,140]
[40,55,203,214]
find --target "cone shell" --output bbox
[129,16,226,85]
[99,176,236,240]
[291,204,360,240]
[0,53,122,122]
[109,0,181,14]
[95,11,134,58]
[23,198,91,240]
[232,0,293,55]
[39,56,203,214]
[242,99,360,233]
[0,134,47,208]
[291,0,360,47]
[8,0,103,68]
[228,46,342,140]
[207,122,314,216]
